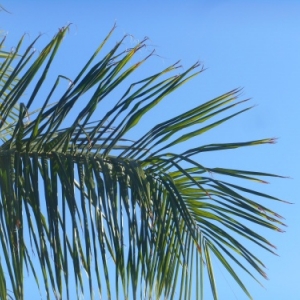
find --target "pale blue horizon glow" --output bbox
[1,1,299,299]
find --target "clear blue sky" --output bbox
[1,1,299,299]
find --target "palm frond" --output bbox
[0,25,286,300]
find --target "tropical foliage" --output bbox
[0,25,286,300]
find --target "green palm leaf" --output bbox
[0,35,22,142]
[0,25,286,300]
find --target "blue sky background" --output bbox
[1,1,299,299]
